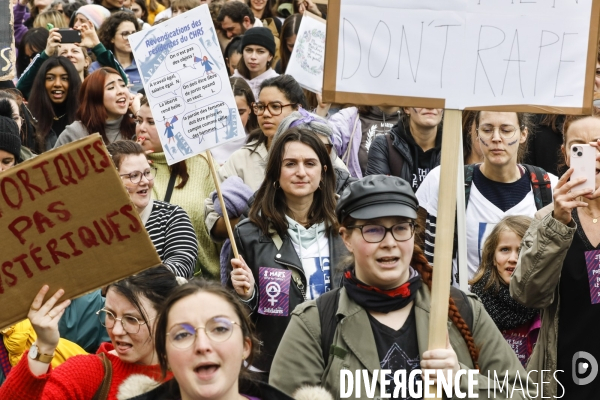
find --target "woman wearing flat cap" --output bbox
[269,175,533,399]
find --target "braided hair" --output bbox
[410,245,480,369]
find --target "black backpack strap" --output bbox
[463,164,476,208]
[163,170,178,203]
[522,164,553,210]
[386,133,404,177]
[452,164,477,283]
[449,286,473,333]
[316,288,342,364]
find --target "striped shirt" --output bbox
[145,200,198,278]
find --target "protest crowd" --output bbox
[0,0,599,399]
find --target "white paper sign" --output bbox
[285,12,327,93]
[129,5,244,165]
[331,0,594,110]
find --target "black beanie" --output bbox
[0,116,21,162]
[241,27,276,56]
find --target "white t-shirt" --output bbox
[416,165,558,283]
[291,234,331,300]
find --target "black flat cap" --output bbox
[336,175,418,223]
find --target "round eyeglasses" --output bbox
[251,102,296,116]
[96,309,154,334]
[119,167,157,184]
[167,317,240,349]
[348,222,415,243]
[476,124,520,139]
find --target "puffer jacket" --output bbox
[365,121,442,191]
[270,284,534,400]
[510,204,576,398]
[229,219,348,373]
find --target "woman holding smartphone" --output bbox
[17,25,127,100]
[511,115,600,399]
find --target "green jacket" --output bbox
[270,285,534,400]
[510,205,576,399]
[17,43,128,99]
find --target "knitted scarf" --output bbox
[342,267,421,313]
[470,269,538,331]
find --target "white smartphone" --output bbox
[570,144,596,192]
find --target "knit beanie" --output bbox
[76,5,111,30]
[0,116,21,162]
[241,27,276,56]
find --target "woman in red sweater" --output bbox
[0,266,179,399]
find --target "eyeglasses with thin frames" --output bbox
[476,124,521,140]
[251,102,296,116]
[348,222,415,243]
[167,317,241,349]
[119,167,157,184]
[120,31,136,40]
[96,309,155,334]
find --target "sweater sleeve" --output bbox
[13,4,30,47]
[17,51,50,100]
[0,351,103,400]
[160,206,199,278]
[91,43,129,85]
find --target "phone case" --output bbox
[570,144,596,192]
[57,29,81,44]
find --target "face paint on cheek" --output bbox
[507,139,518,146]
[479,136,489,147]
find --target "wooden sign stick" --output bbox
[427,109,462,399]
[206,150,247,293]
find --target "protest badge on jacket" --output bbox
[128,5,244,165]
[258,267,292,316]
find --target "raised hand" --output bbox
[553,168,592,225]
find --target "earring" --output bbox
[318,181,323,190]
[273,181,280,189]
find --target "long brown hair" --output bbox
[77,67,136,144]
[469,215,532,293]
[248,128,338,238]
[154,279,259,380]
[279,13,302,72]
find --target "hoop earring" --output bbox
[318,181,323,190]
[273,181,280,189]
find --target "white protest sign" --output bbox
[323,0,599,113]
[285,12,326,94]
[129,5,244,165]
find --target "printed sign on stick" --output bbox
[285,12,327,94]
[0,135,162,330]
[129,5,244,165]
[323,0,600,113]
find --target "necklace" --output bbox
[53,113,66,121]
[583,207,600,223]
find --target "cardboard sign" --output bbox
[128,5,245,165]
[323,0,600,113]
[0,0,16,80]
[285,12,327,94]
[0,135,162,329]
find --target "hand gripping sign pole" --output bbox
[205,150,247,293]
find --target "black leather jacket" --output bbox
[228,219,348,373]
